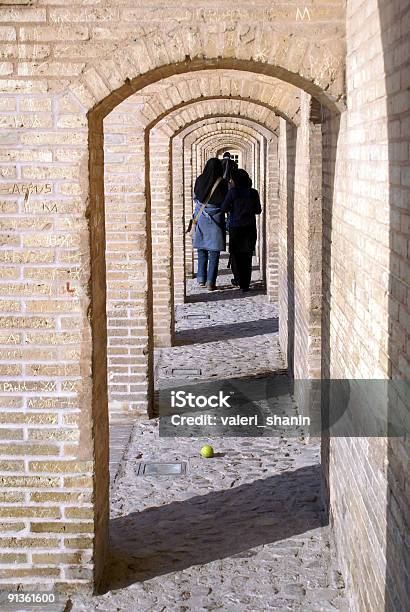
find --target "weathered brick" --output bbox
[64,507,93,520]
[0,476,60,487]
[0,8,46,22]
[0,553,26,563]
[0,427,23,440]
[0,2,405,607]
[29,461,93,473]
[64,537,93,550]
[0,522,25,532]
[30,492,91,504]
[63,476,93,489]
[0,492,24,503]
[0,443,59,455]
[0,507,61,519]
[20,25,89,42]
[0,460,25,471]
[0,568,60,578]
[31,522,93,534]
[0,536,59,548]
[32,552,85,565]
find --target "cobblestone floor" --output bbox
[72,258,347,612]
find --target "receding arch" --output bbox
[145,94,295,127]
[88,40,345,588]
[171,115,278,302]
[173,121,263,300]
[103,94,280,412]
[188,124,272,289]
[199,136,253,172]
[145,100,279,347]
[146,110,276,320]
[86,55,345,120]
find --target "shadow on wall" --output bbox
[378,1,410,610]
[102,464,323,591]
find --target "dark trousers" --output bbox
[230,253,239,283]
[231,251,253,290]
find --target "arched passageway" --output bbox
[94,69,329,601]
[103,92,280,417]
[0,3,408,611]
[91,52,337,605]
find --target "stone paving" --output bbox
[72,258,347,612]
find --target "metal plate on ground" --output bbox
[171,368,202,376]
[184,314,210,319]
[136,462,187,476]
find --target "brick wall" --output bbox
[379,0,410,602]
[322,1,410,610]
[149,127,175,348]
[0,81,98,587]
[171,137,186,305]
[279,93,322,382]
[103,93,278,416]
[278,118,297,372]
[1,0,381,597]
[276,18,408,603]
[103,99,152,420]
[265,138,279,301]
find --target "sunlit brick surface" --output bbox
[0,1,408,611]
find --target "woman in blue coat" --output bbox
[192,158,228,290]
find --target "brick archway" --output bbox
[102,85,283,419]
[0,8,346,587]
[90,47,339,582]
[137,69,302,126]
[103,97,281,418]
[192,131,270,289]
[179,129,259,292]
[190,125,277,294]
[176,121,271,296]
[147,101,278,349]
[85,47,345,120]
[1,4,408,610]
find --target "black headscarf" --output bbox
[232,168,252,189]
[194,158,228,205]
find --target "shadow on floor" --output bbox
[102,464,324,591]
[175,316,279,345]
[153,370,291,424]
[217,264,260,277]
[187,283,265,303]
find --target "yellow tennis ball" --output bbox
[200,444,214,458]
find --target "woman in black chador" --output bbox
[192,158,229,290]
[221,168,262,292]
